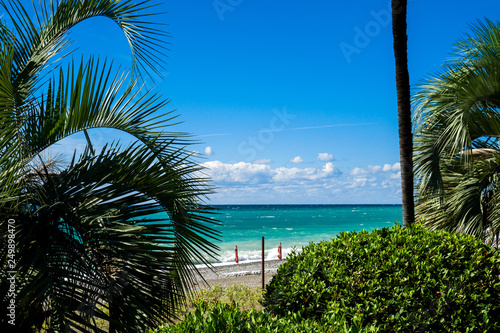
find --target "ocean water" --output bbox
[206,204,402,264]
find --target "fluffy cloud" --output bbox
[204,146,214,156]
[347,177,368,188]
[347,162,401,191]
[200,160,402,204]
[201,161,341,185]
[351,163,400,176]
[368,165,382,173]
[273,162,341,182]
[202,161,271,184]
[317,153,334,161]
[390,171,401,179]
[383,163,400,172]
[289,156,303,163]
[350,167,365,176]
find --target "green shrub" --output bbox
[262,224,500,332]
[149,298,379,333]
[194,284,264,311]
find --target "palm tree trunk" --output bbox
[391,0,414,227]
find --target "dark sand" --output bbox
[192,259,285,289]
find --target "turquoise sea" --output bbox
[206,204,403,264]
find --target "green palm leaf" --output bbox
[10,142,219,331]
[414,19,500,242]
[0,0,219,331]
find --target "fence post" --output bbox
[262,236,265,289]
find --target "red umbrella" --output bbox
[235,245,239,264]
[278,243,282,260]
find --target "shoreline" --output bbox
[192,259,285,289]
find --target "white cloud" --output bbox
[273,162,341,182]
[202,161,271,184]
[254,159,272,164]
[347,177,368,188]
[350,167,364,176]
[200,160,402,205]
[201,161,341,185]
[383,163,400,172]
[204,146,214,156]
[346,162,401,191]
[351,163,398,176]
[352,165,381,175]
[390,171,401,179]
[368,165,382,173]
[317,153,334,161]
[289,156,303,163]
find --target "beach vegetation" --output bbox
[192,284,265,312]
[0,0,218,331]
[159,225,499,332]
[413,19,500,243]
[150,297,379,333]
[262,224,500,332]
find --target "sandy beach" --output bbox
[192,259,285,289]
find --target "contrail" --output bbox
[260,122,377,133]
[197,133,232,137]
[198,122,376,136]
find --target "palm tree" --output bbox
[391,0,415,227]
[0,0,219,331]
[413,19,500,245]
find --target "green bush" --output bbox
[262,224,500,332]
[149,298,379,333]
[193,284,264,311]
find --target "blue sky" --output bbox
[34,0,500,204]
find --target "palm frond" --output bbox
[10,141,219,331]
[22,57,188,161]
[1,1,219,330]
[414,19,500,242]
